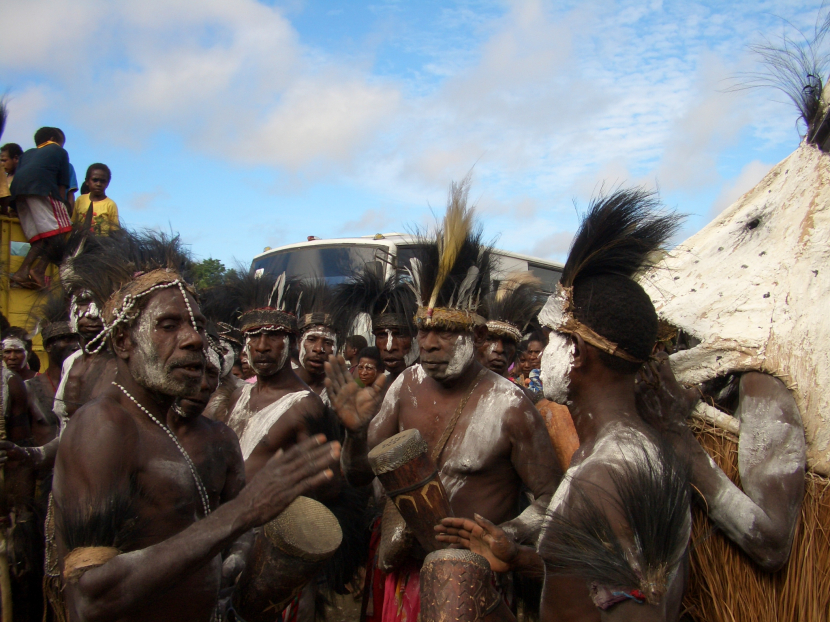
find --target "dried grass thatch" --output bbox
[683,422,830,621]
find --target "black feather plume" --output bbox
[538,435,691,604]
[732,8,830,147]
[0,98,7,140]
[333,267,417,336]
[561,188,681,289]
[483,274,545,334]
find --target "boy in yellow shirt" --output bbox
[73,163,119,234]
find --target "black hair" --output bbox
[33,127,61,145]
[561,188,682,374]
[0,143,22,159]
[357,346,383,369]
[86,163,112,182]
[345,335,368,351]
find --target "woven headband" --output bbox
[543,285,644,364]
[239,308,297,334]
[414,307,486,332]
[485,320,522,342]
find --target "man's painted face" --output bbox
[127,288,207,398]
[244,331,290,377]
[540,331,575,405]
[70,290,104,341]
[417,329,475,383]
[0,152,18,176]
[2,338,28,372]
[477,335,517,377]
[299,326,336,377]
[45,334,81,366]
[374,328,416,375]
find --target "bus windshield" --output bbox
[251,245,385,285]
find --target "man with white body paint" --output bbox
[439,189,691,622]
[224,273,325,481]
[327,182,558,621]
[294,280,341,404]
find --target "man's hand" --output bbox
[0,441,42,469]
[635,352,699,433]
[435,514,518,573]
[237,434,340,527]
[324,355,386,433]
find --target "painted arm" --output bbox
[500,400,560,544]
[640,356,805,571]
[324,355,390,487]
[55,405,339,622]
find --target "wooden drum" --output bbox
[232,497,342,622]
[420,549,506,622]
[368,429,453,553]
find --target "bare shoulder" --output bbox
[61,394,140,455]
[485,373,543,430]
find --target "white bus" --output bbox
[251,233,564,292]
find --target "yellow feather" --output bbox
[428,177,474,309]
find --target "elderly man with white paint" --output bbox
[325,179,558,622]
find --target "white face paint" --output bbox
[130,311,200,397]
[445,334,475,380]
[299,328,337,371]
[245,333,290,376]
[385,329,394,351]
[219,339,236,377]
[541,332,574,404]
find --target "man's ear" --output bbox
[472,325,488,347]
[570,333,587,369]
[111,325,134,361]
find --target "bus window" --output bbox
[252,245,384,285]
[528,263,563,292]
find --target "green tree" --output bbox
[192,258,227,290]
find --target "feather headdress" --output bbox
[220,269,298,335]
[31,286,76,343]
[538,188,680,364]
[71,229,197,353]
[483,272,544,342]
[295,278,342,337]
[334,267,417,336]
[407,176,493,332]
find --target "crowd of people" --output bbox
[0,161,813,622]
[0,88,822,621]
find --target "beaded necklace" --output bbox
[113,382,211,518]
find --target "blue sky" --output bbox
[0,0,821,267]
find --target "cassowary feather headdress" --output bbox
[32,286,76,344]
[406,176,493,332]
[71,229,197,353]
[538,188,680,364]
[296,278,340,337]
[224,269,297,335]
[334,267,417,336]
[483,272,544,343]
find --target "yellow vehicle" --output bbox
[0,216,49,366]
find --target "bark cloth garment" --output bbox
[226,384,315,460]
